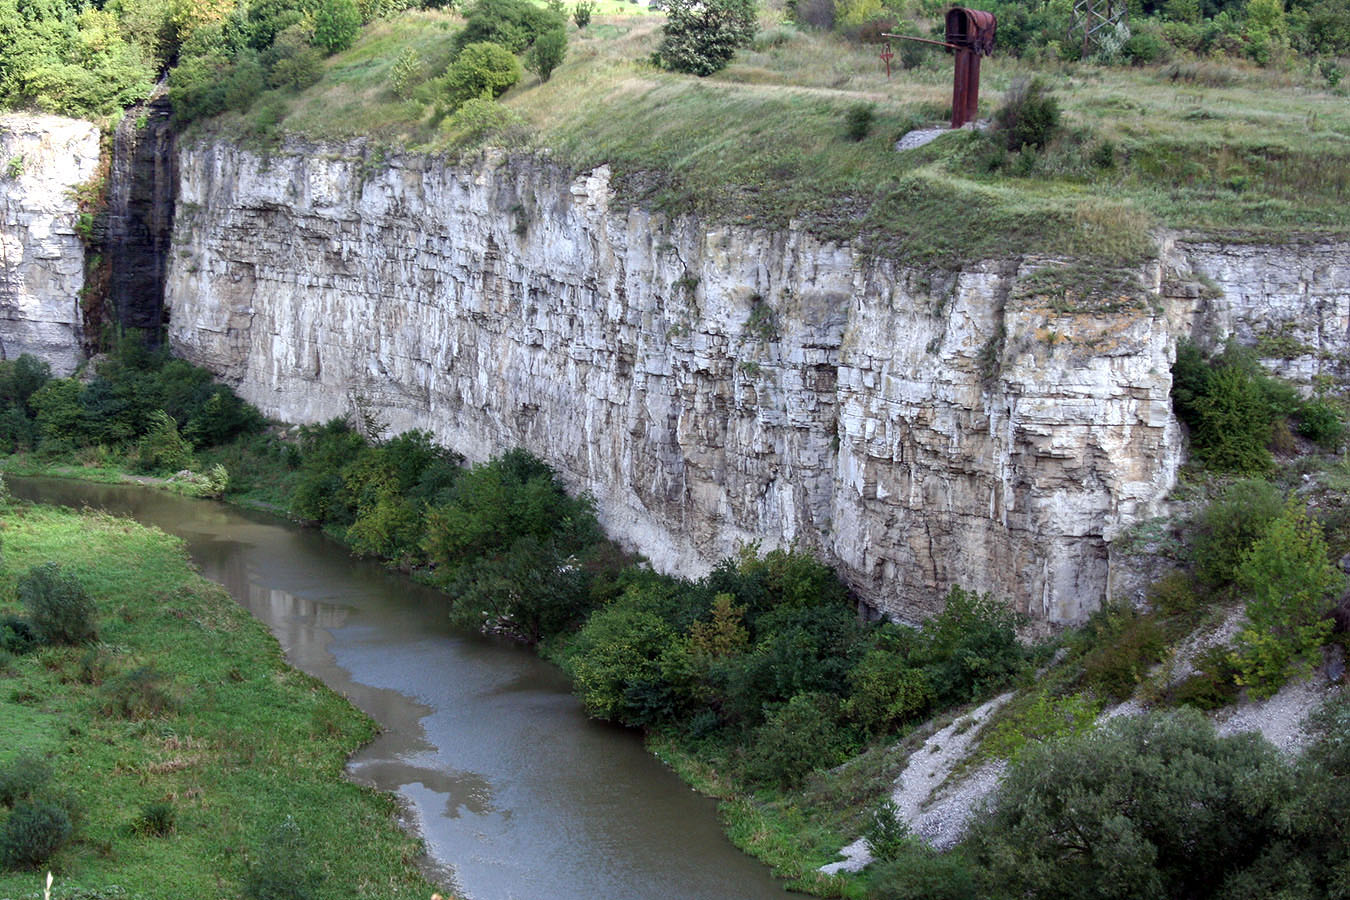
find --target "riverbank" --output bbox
[0,492,446,899]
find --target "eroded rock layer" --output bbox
[0,115,100,374]
[164,142,1348,624]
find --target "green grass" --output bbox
[0,501,444,899]
[187,4,1350,271]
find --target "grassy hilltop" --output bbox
[196,3,1350,271]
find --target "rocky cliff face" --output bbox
[0,115,101,374]
[163,142,1350,625]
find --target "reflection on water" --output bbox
[9,477,794,900]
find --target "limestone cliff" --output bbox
[0,114,100,374]
[163,141,1350,625]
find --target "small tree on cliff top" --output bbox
[655,0,757,76]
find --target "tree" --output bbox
[312,0,360,53]
[527,25,565,81]
[438,41,521,109]
[969,709,1293,900]
[1230,503,1342,697]
[654,0,757,76]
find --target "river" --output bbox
[8,476,793,900]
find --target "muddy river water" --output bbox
[10,477,792,900]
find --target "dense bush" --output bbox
[312,0,362,53]
[0,801,73,870]
[1075,601,1167,700]
[654,0,757,76]
[18,562,97,646]
[0,616,38,655]
[439,41,522,109]
[0,755,51,809]
[527,26,567,82]
[969,709,1293,900]
[994,77,1061,152]
[454,0,566,53]
[1190,477,1284,588]
[1230,503,1341,697]
[743,691,852,787]
[1170,340,1333,474]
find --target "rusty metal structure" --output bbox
[884,8,996,130]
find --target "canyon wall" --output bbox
[0,114,100,374]
[163,141,1348,624]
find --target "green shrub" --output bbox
[135,409,196,474]
[439,41,522,110]
[1230,503,1342,698]
[99,666,176,719]
[573,0,594,27]
[981,691,1101,761]
[845,102,875,141]
[565,593,683,725]
[843,647,933,735]
[390,46,425,99]
[1295,397,1343,448]
[970,709,1293,900]
[133,800,176,837]
[654,0,758,76]
[861,798,910,863]
[1190,478,1284,588]
[18,562,97,646]
[312,0,361,54]
[0,617,38,655]
[0,801,72,869]
[527,26,566,82]
[743,692,853,787]
[994,77,1061,151]
[867,844,982,900]
[0,755,51,808]
[1166,647,1240,710]
[1077,603,1167,700]
[917,586,1026,707]
[455,0,566,53]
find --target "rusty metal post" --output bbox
[951,48,971,128]
[964,51,982,125]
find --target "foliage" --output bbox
[389,45,424,99]
[1171,340,1315,474]
[861,798,909,863]
[0,756,51,809]
[867,844,982,900]
[969,709,1293,900]
[312,0,361,53]
[135,409,196,474]
[0,617,38,655]
[1229,503,1341,698]
[654,0,757,76]
[844,102,875,141]
[743,691,853,787]
[0,801,72,870]
[994,77,1061,152]
[527,26,567,82]
[981,691,1101,761]
[439,41,522,109]
[18,562,97,646]
[1190,477,1284,588]
[843,645,933,736]
[572,0,593,27]
[454,0,565,53]
[565,592,683,725]
[1075,602,1167,700]
[916,586,1026,708]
